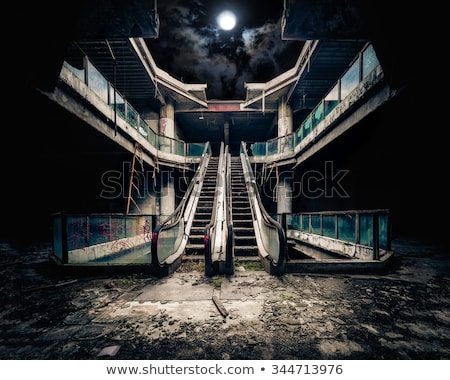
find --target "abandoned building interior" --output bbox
[3,0,445,271]
[1,0,449,362]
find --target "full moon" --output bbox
[217,10,236,30]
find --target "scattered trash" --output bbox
[97,345,120,357]
[212,295,228,318]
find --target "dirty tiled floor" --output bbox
[0,237,449,360]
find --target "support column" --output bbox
[159,169,175,218]
[159,102,175,220]
[277,96,293,138]
[159,102,175,139]
[276,171,293,214]
[224,117,230,146]
[276,97,293,215]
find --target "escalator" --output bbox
[151,141,287,277]
[238,142,287,275]
[151,143,212,276]
[230,157,259,260]
[185,157,218,259]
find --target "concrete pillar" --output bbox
[224,118,230,146]
[159,102,175,139]
[159,102,175,219]
[160,169,175,218]
[277,97,293,215]
[277,170,293,215]
[277,97,293,137]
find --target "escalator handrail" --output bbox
[151,142,211,266]
[204,143,234,275]
[240,141,286,269]
[225,149,234,272]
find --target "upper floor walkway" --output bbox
[40,39,390,172]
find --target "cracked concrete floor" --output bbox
[0,236,449,360]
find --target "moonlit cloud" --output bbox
[147,0,302,99]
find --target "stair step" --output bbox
[233,212,252,219]
[232,206,251,211]
[233,220,253,227]
[233,227,254,235]
[190,227,205,234]
[196,207,213,213]
[197,201,214,207]
[234,236,257,244]
[234,246,259,256]
[188,236,204,245]
[192,220,210,227]
[193,213,212,218]
[232,198,249,202]
[185,244,204,255]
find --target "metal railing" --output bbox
[52,213,155,265]
[250,43,382,158]
[280,209,391,260]
[63,58,206,159]
[240,142,287,275]
[224,148,234,274]
[204,143,233,275]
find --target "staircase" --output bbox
[185,157,218,259]
[230,157,259,259]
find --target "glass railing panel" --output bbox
[359,214,373,246]
[322,215,336,238]
[251,142,267,156]
[52,215,64,261]
[87,60,108,103]
[64,61,85,82]
[66,216,88,250]
[88,216,111,246]
[340,57,360,99]
[139,118,149,137]
[311,214,321,235]
[126,104,139,129]
[379,214,388,250]
[148,127,157,146]
[110,87,126,120]
[173,139,185,156]
[324,82,340,117]
[158,135,172,153]
[337,214,356,243]
[301,214,310,232]
[115,103,126,120]
[286,214,300,230]
[260,224,281,261]
[312,101,324,129]
[295,127,303,146]
[157,220,184,263]
[125,217,138,238]
[187,143,205,156]
[268,139,279,155]
[303,115,311,138]
[110,216,127,240]
[362,44,380,79]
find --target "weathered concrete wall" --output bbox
[68,234,151,263]
[287,229,384,260]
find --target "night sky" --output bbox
[146,0,303,100]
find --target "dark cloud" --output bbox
[146,0,302,100]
